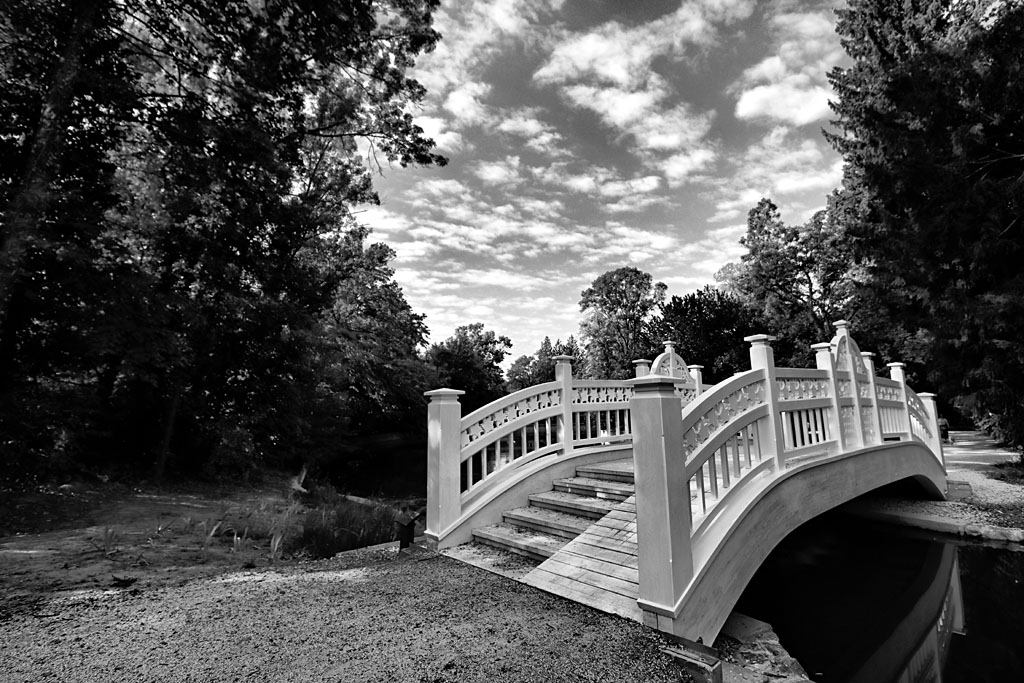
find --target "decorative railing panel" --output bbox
[677,370,772,520]
[461,382,562,449]
[875,376,907,438]
[680,370,767,460]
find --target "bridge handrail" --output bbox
[679,369,768,464]
[628,321,947,632]
[460,380,563,448]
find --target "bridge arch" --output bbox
[672,440,945,643]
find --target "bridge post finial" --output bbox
[627,375,694,631]
[424,388,465,546]
[633,359,651,378]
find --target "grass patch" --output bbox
[293,496,399,559]
[992,461,1024,486]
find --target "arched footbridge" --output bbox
[424,322,947,644]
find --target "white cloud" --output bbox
[735,83,833,126]
[473,156,523,186]
[534,1,755,89]
[415,116,466,153]
[415,178,474,199]
[704,123,843,226]
[598,175,662,198]
[356,206,412,239]
[730,9,845,127]
[497,113,549,137]
[496,110,567,156]
[444,81,493,127]
[604,194,672,214]
[532,2,747,183]
[661,149,718,186]
[413,0,565,109]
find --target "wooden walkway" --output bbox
[521,457,734,621]
[523,495,642,620]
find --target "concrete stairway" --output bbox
[470,460,635,562]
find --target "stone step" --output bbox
[528,490,619,519]
[576,460,635,484]
[472,523,568,561]
[552,476,634,502]
[503,506,593,539]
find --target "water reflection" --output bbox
[849,544,963,683]
[733,513,1023,682]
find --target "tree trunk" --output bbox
[153,392,180,483]
[0,0,101,337]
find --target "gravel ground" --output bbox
[0,544,691,683]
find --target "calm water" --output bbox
[734,511,1024,683]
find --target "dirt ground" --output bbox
[0,476,323,621]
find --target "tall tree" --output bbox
[659,286,765,382]
[0,0,446,479]
[827,0,1024,447]
[506,335,585,390]
[720,198,862,365]
[579,267,666,379]
[425,323,512,414]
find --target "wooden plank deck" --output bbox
[523,494,643,621]
[520,456,747,621]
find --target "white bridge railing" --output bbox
[631,321,944,630]
[425,345,705,546]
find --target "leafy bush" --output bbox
[293,498,398,559]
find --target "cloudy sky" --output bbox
[358,0,849,364]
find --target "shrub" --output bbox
[294,498,397,559]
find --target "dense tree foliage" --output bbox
[425,323,511,414]
[0,0,445,480]
[659,286,765,382]
[579,267,666,379]
[506,336,584,391]
[827,0,1024,448]
[718,198,866,366]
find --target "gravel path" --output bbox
[845,430,1024,541]
[0,545,689,683]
